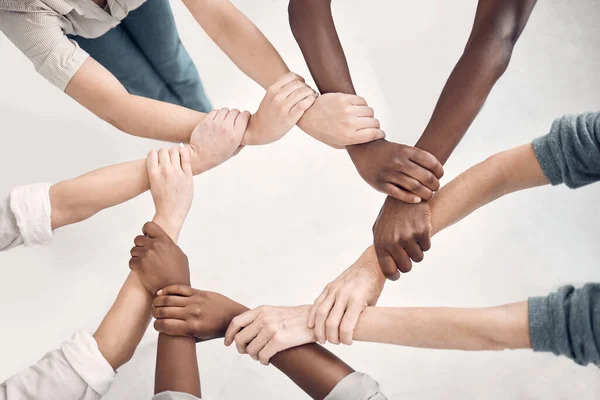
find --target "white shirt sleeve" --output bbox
[0,183,53,251]
[324,372,388,400]
[0,9,89,91]
[153,391,202,400]
[0,331,116,400]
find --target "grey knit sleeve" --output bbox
[528,284,600,366]
[532,112,600,188]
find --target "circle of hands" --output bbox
[129,70,444,366]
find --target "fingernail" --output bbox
[156,289,163,295]
[413,197,421,203]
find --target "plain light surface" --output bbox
[1,0,599,398]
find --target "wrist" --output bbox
[152,214,183,242]
[241,114,257,146]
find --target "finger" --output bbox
[289,94,318,119]
[388,174,432,202]
[374,245,401,281]
[153,295,189,308]
[142,221,164,238]
[271,71,304,90]
[233,322,262,354]
[225,309,258,346]
[158,147,171,167]
[129,246,146,259]
[346,95,367,106]
[154,319,190,337]
[418,235,432,252]
[179,147,193,176]
[280,80,310,99]
[206,109,218,120]
[134,235,150,247]
[354,117,380,130]
[286,86,316,110]
[152,306,188,320]
[351,106,374,117]
[314,291,336,344]
[400,162,440,193]
[382,183,421,204]
[245,330,272,361]
[388,245,412,273]
[258,340,281,365]
[339,300,365,345]
[156,284,195,297]
[169,147,181,170]
[146,149,159,171]
[128,256,140,272]
[308,287,330,328]
[325,294,350,344]
[216,107,230,120]
[235,111,251,134]
[343,128,385,146]
[403,240,425,263]
[409,149,444,179]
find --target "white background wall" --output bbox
[1,0,599,398]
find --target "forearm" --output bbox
[354,302,531,350]
[66,57,204,143]
[288,0,355,95]
[415,0,536,164]
[155,334,201,396]
[271,344,354,400]
[184,0,289,89]
[49,160,148,230]
[429,144,549,235]
[93,271,153,370]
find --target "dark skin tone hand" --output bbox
[154,285,355,399]
[289,0,537,279]
[129,221,191,294]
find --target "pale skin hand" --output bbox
[224,305,316,365]
[243,72,317,145]
[296,94,386,149]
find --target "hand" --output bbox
[309,246,385,345]
[224,305,315,365]
[146,147,194,236]
[243,72,317,145]
[129,222,191,295]
[348,139,444,203]
[153,285,248,341]
[373,197,432,280]
[187,107,250,174]
[297,93,385,149]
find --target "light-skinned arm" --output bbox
[373,0,538,279]
[49,108,249,230]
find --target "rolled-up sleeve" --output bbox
[0,10,89,91]
[529,284,600,366]
[324,372,387,400]
[0,330,116,400]
[0,183,53,251]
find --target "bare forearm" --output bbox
[288,0,355,94]
[429,144,549,235]
[185,0,289,89]
[415,0,536,164]
[155,334,201,396]
[49,160,148,229]
[354,302,531,350]
[93,271,153,370]
[271,344,354,400]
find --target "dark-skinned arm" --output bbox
[289,0,444,204]
[373,0,537,280]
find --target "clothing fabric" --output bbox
[153,391,201,400]
[0,183,53,251]
[533,111,600,188]
[529,284,600,367]
[0,0,211,112]
[0,330,116,400]
[324,372,387,400]
[71,0,211,112]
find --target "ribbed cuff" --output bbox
[528,296,555,353]
[61,330,116,397]
[10,183,53,247]
[532,135,563,186]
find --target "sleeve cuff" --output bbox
[61,330,116,397]
[324,372,387,400]
[38,38,89,92]
[528,296,556,353]
[532,135,563,186]
[10,183,53,247]
[153,391,202,400]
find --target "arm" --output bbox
[183,0,289,89]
